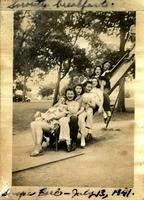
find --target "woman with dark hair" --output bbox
[102,61,113,72]
[75,84,84,100]
[59,88,84,151]
[90,77,104,114]
[74,84,88,148]
[74,81,104,145]
[30,97,68,156]
[101,61,113,94]
[94,66,102,80]
[94,66,111,123]
[81,81,95,135]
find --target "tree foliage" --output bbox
[14,11,135,105]
[38,86,53,97]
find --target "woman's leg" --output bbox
[59,117,71,145]
[86,107,93,134]
[103,93,111,112]
[78,112,87,147]
[69,116,79,150]
[103,93,111,123]
[30,121,51,156]
[30,121,37,145]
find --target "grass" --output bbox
[13,101,52,133]
[13,99,134,134]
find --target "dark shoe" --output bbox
[80,146,85,149]
[67,144,71,152]
[71,142,76,151]
[105,116,111,127]
[86,133,93,140]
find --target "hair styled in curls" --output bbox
[102,60,112,67]
[74,84,84,95]
[64,87,76,100]
[101,61,113,72]
[83,80,92,89]
[90,76,101,88]
[93,65,102,76]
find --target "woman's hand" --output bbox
[67,112,78,117]
[67,113,72,117]
[88,100,96,108]
[98,107,103,114]
[101,70,110,76]
[73,113,78,117]
[34,111,41,118]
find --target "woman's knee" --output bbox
[30,121,42,129]
[86,108,93,116]
[30,121,36,129]
[79,113,85,120]
[78,117,85,127]
[59,117,70,123]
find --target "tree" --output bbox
[14,11,135,108]
[79,11,135,111]
[26,11,93,104]
[116,13,135,112]
[38,87,53,98]
[14,11,37,101]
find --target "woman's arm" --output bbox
[100,80,106,91]
[82,94,95,109]
[97,90,104,108]
[76,106,85,116]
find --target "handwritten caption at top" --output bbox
[8,0,115,11]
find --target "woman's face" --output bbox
[66,90,75,101]
[95,67,102,76]
[75,86,82,96]
[85,83,92,93]
[92,79,98,87]
[103,62,111,71]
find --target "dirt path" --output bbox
[12,120,134,187]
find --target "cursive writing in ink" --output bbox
[72,188,108,199]
[8,0,108,10]
[38,187,63,197]
[8,0,47,9]
[112,188,134,198]
[53,0,108,11]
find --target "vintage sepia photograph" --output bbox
[12,11,135,187]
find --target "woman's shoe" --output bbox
[80,135,86,147]
[66,144,71,152]
[30,145,43,157]
[86,133,93,140]
[71,142,76,151]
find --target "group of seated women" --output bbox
[30,62,112,156]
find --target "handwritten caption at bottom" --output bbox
[2,188,134,199]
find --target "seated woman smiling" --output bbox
[59,88,84,152]
[30,97,69,156]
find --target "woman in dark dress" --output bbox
[94,66,111,123]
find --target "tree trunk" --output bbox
[53,63,62,105]
[22,59,29,102]
[116,20,127,112]
[22,75,27,102]
[116,77,126,112]
[120,28,126,53]
[52,22,83,105]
